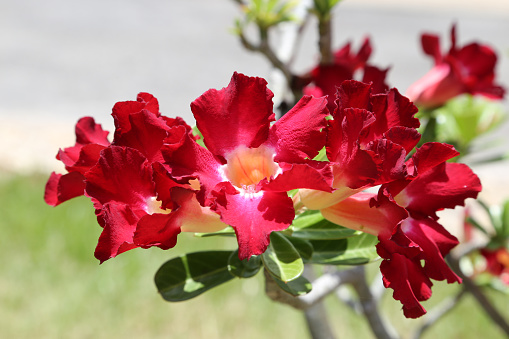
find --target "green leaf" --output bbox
[155,251,234,301]
[292,212,360,240]
[262,232,304,282]
[309,233,379,265]
[191,126,206,148]
[228,251,262,278]
[270,273,312,296]
[283,235,313,261]
[194,226,236,237]
[501,200,509,238]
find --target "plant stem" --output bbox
[412,289,466,339]
[350,266,398,339]
[447,253,509,336]
[318,16,333,65]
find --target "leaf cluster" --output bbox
[155,211,378,301]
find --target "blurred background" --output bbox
[0,0,508,338]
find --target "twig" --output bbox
[350,266,399,339]
[412,289,466,339]
[264,266,360,310]
[303,266,336,339]
[447,253,509,336]
[238,29,293,90]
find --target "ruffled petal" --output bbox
[85,146,155,209]
[113,110,169,163]
[380,253,432,318]
[401,217,461,283]
[269,95,329,163]
[398,162,482,219]
[260,161,333,193]
[44,171,86,206]
[214,189,294,260]
[94,202,141,263]
[191,72,275,158]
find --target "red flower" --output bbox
[45,93,226,263]
[164,72,333,260]
[406,24,505,109]
[321,142,482,318]
[44,117,110,206]
[480,248,509,285]
[303,37,390,112]
[298,80,420,210]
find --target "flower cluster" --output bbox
[406,24,505,109]
[45,72,481,318]
[299,38,390,112]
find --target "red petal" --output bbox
[400,162,482,218]
[383,127,421,154]
[402,217,461,283]
[163,129,223,205]
[94,202,141,263]
[261,161,333,193]
[269,95,329,163]
[334,80,372,114]
[364,88,419,145]
[421,33,442,63]
[215,190,294,260]
[44,171,86,206]
[134,212,181,250]
[85,146,155,208]
[380,253,431,318]
[113,110,169,163]
[74,117,110,146]
[191,72,275,158]
[362,65,389,94]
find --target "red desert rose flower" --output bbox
[321,142,482,318]
[303,37,390,112]
[298,80,420,210]
[44,117,110,207]
[45,93,226,263]
[406,24,505,109]
[480,248,509,285]
[164,72,334,260]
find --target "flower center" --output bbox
[222,145,280,190]
[146,197,171,215]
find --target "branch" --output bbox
[350,266,399,339]
[447,253,509,336]
[238,29,293,90]
[264,266,360,310]
[412,289,466,339]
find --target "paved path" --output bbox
[1,0,508,208]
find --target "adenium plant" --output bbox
[45,71,482,319]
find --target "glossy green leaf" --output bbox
[292,212,360,240]
[228,251,262,278]
[309,233,379,265]
[194,226,236,237]
[284,235,313,261]
[262,232,304,282]
[155,251,234,301]
[270,273,312,296]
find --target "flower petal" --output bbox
[94,202,141,263]
[191,72,275,158]
[44,171,86,207]
[214,189,294,260]
[269,95,329,163]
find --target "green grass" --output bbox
[0,173,508,338]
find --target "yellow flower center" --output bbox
[222,145,280,191]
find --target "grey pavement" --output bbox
[1,0,508,201]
